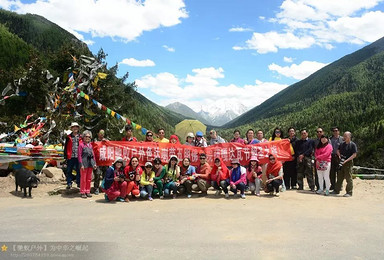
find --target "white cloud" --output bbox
[234,32,316,53]
[162,45,175,52]
[0,0,188,42]
[135,68,289,111]
[229,27,252,32]
[83,40,95,46]
[119,58,155,67]
[283,57,293,63]
[235,0,384,53]
[268,60,329,80]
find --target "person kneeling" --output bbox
[229,159,247,199]
[266,154,283,197]
[103,158,127,202]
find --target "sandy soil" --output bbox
[0,174,383,259]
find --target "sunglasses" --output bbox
[317,131,323,133]
[145,166,152,168]
[332,129,339,132]
[200,157,206,160]
[147,134,153,137]
[275,131,280,134]
[84,136,91,138]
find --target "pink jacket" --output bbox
[315,144,332,162]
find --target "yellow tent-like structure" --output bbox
[175,119,206,143]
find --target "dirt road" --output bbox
[0,178,383,259]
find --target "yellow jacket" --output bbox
[140,171,155,186]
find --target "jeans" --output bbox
[212,179,229,194]
[66,158,80,186]
[164,181,177,196]
[267,179,283,193]
[230,182,246,195]
[248,178,261,194]
[140,185,154,199]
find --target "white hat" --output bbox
[187,132,194,138]
[145,162,153,167]
[169,155,179,162]
[114,157,124,165]
[70,122,80,128]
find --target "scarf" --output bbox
[266,160,282,177]
[211,158,229,182]
[231,166,241,182]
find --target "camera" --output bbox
[117,173,126,181]
[338,156,346,170]
[128,171,136,181]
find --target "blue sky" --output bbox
[2,0,384,112]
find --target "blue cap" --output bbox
[196,131,203,137]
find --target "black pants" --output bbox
[93,166,107,189]
[213,180,229,194]
[330,154,340,190]
[283,160,297,189]
[267,179,283,193]
[230,182,245,195]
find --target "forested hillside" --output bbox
[0,9,185,142]
[221,37,384,168]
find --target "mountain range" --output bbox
[165,102,248,126]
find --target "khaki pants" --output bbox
[335,160,353,195]
[296,156,314,190]
[197,178,211,192]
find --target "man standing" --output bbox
[256,130,267,143]
[195,153,211,195]
[283,127,298,189]
[154,128,169,143]
[314,127,324,190]
[295,129,315,191]
[209,130,226,145]
[333,132,357,197]
[329,127,343,190]
[64,122,82,189]
[121,125,137,142]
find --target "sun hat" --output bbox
[187,132,194,138]
[114,157,124,165]
[169,155,179,162]
[145,162,153,167]
[250,155,259,162]
[70,122,80,128]
[231,158,240,165]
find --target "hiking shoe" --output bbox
[225,193,229,199]
[331,191,339,195]
[81,194,87,199]
[66,184,72,190]
[325,190,330,196]
[124,197,130,202]
[343,193,352,197]
[241,194,246,199]
[275,192,280,197]
[256,193,260,196]
[173,194,177,199]
[149,196,153,201]
[86,193,92,198]
[187,194,192,198]
[159,195,164,199]
[94,188,99,195]
[104,194,109,202]
[215,190,222,196]
[316,190,323,194]
[117,197,125,202]
[292,185,297,189]
[269,192,274,196]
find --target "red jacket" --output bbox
[64,134,81,159]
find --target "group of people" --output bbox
[64,122,357,200]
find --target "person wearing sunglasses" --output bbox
[211,158,230,198]
[152,157,166,199]
[229,158,247,199]
[145,131,154,142]
[140,162,155,201]
[163,155,180,199]
[313,127,325,191]
[269,127,283,141]
[195,153,211,195]
[78,130,97,199]
[266,154,283,196]
[209,130,226,145]
[154,128,169,143]
[295,129,315,191]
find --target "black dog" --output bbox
[14,168,40,197]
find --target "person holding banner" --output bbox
[153,158,166,199]
[229,158,247,199]
[247,156,263,196]
[154,128,169,143]
[178,158,196,198]
[195,153,212,195]
[266,154,284,196]
[144,131,154,142]
[163,155,180,198]
[245,129,260,145]
[103,158,127,202]
[169,135,180,144]
[140,162,155,201]
[211,158,230,198]
[124,157,142,201]
[269,127,283,141]
[230,130,245,144]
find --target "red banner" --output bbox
[93,139,293,167]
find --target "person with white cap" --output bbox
[140,162,155,201]
[63,122,81,189]
[103,158,127,202]
[229,158,247,199]
[184,132,195,146]
[246,156,262,196]
[194,131,207,147]
[163,155,180,199]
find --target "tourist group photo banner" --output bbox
[93,139,293,167]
